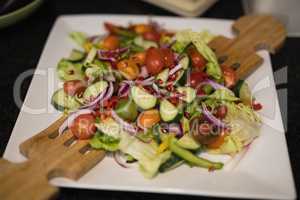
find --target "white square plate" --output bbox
[4,15,296,199]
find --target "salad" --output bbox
[52,21,263,178]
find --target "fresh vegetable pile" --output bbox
[52,21,262,178]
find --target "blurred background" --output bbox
[0,0,298,200]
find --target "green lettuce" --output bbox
[208,89,240,102]
[90,132,120,152]
[69,32,87,47]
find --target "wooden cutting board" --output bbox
[0,15,286,200]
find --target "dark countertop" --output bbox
[0,0,299,199]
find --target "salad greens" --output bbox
[51,21,262,179]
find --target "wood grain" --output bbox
[0,15,286,200]
[0,116,105,200]
[209,15,286,79]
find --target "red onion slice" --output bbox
[202,103,228,129]
[199,79,227,90]
[136,76,155,86]
[140,66,149,78]
[58,109,95,135]
[168,123,183,138]
[113,151,130,168]
[111,110,137,135]
[80,87,108,109]
[118,82,130,97]
[169,63,182,76]
[101,82,114,103]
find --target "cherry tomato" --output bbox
[63,80,86,96]
[117,59,140,80]
[133,24,153,34]
[138,109,161,128]
[207,132,227,149]
[222,65,236,88]
[104,22,121,34]
[160,48,175,68]
[70,114,96,140]
[131,52,146,66]
[145,47,164,75]
[188,72,208,89]
[102,35,119,50]
[214,105,228,119]
[187,47,207,71]
[143,31,161,42]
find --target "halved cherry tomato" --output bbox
[214,105,228,119]
[102,35,119,50]
[63,80,86,96]
[222,65,236,88]
[145,47,164,75]
[70,114,96,140]
[188,72,208,89]
[187,47,207,71]
[207,132,227,149]
[104,22,121,34]
[138,109,161,128]
[117,59,140,80]
[131,52,146,66]
[161,48,175,68]
[133,24,153,34]
[143,31,161,42]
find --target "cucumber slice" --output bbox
[57,59,84,81]
[174,69,186,85]
[131,86,157,110]
[179,54,190,69]
[177,87,196,103]
[156,68,169,87]
[234,80,252,105]
[83,81,108,102]
[160,99,178,122]
[177,135,200,150]
[134,36,158,49]
[84,47,97,66]
[67,49,85,62]
[115,98,138,121]
[51,89,81,111]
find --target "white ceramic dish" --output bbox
[3,15,296,200]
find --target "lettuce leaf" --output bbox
[225,103,262,146]
[208,89,240,102]
[90,132,120,152]
[69,32,87,47]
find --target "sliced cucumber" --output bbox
[234,80,252,105]
[83,81,108,102]
[57,59,84,81]
[177,87,196,103]
[174,69,186,85]
[67,49,85,62]
[156,68,169,87]
[134,36,158,49]
[84,46,97,66]
[177,135,200,150]
[51,89,81,111]
[115,98,138,121]
[160,99,178,122]
[131,86,157,110]
[179,54,190,70]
